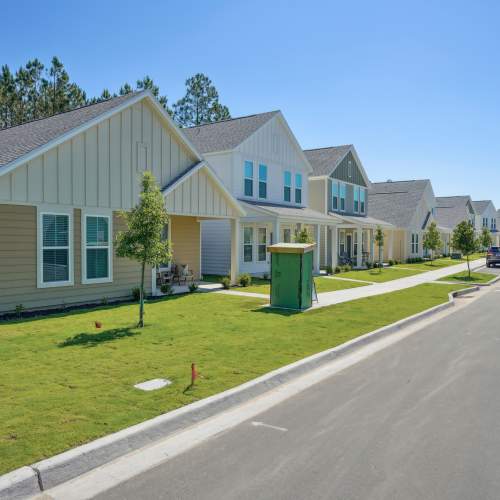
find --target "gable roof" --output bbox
[435,196,475,229]
[183,111,279,154]
[0,90,201,177]
[472,200,492,215]
[368,179,431,228]
[303,145,352,177]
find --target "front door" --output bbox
[346,234,353,258]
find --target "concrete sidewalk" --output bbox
[314,258,485,308]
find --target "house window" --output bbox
[284,171,292,202]
[257,227,267,261]
[340,183,346,211]
[483,217,488,228]
[332,181,339,210]
[360,188,366,214]
[258,164,267,199]
[40,213,71,285]
[243,227,253,262]
[83,214,111,283]
[283,228,291,243]
[339,231,345,255]
[411,233,419,254]
[492,219,497,231]
[354,231,358,256]
[295,173,302,204]
[244,161,253,197]
[354,187,360,213]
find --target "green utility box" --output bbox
[268,243,315,311]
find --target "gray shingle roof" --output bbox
[240,199,337,223]
[368,179,430,228]
[0,91,144,168]
[183,111,279,154]
[472,200,490,215]
[435,196,474,229]
[303,145,352,176]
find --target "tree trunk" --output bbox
[467,255,471,280]
[379,244,383,273]
[138,260,146,327]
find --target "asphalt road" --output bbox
[98,283,500,500]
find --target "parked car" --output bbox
[486,246,500,267]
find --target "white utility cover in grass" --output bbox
[134,379,172,391]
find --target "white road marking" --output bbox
[251,421,288,432]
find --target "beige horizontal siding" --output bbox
[170,215,201,279]
[0,204,150,314]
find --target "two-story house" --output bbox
[184,111,335,277]
[472,200,499,245]
[368,179,452,261]
[305,145,393,268]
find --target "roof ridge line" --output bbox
[303,144,352,152]
[186,110,280,129]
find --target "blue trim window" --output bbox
[340,183,346,211]
[332,181,339,210]
[284,171,292,202]
[354,187,360,213]
[244,161,253,197]
[360,188,366,213]
[258,164,267,199]
[295,173,302,204]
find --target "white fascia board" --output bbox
[0,91,202,179]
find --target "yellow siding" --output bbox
[0,204,148,314]
[308,178,327,213]
[170,215,201,278]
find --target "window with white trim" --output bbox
[483,217,488,228]
[84,215,111,282]
[332,181,339,210]
[354,187,360,213]
[257,227,267,262]
[354,231,359,256]
[41,213,71,285]
[243,227,253,262]
[258,164,267,199]
[339,183,346,211]
[360,188,366,214]
[295,173,302,204]
[284,171,292,202]
[339,231,346,255]
[244,161,253,197]
[411,233,419,254]
[283,228,291,243]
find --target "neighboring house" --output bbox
[184,111,335,276]
[472,200,499,246]
[305,145,393,268]
[0,91,244,314]
[434,196,477,245]
[368,179,452,261]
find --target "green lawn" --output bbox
[394,254,485,271]
[338,267,424,283]
[0,283,467,474]
[239,276,368,295]
[438,271,495,284]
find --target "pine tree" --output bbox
[173,73,230,127]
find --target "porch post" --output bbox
[230,218,240,285]
[370,229,375,263]
[272,219,280,245]
[388,230,394,260]
[331,226,338,269]
[356,227,363,268]
[314,224,321,273]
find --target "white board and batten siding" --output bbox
[0,99,197,209]
[201,220,232,275]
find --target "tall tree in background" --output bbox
[173,73,230,127]
[452,221,478,279]
[422,221,442,263]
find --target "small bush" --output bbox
[325,265,333,275]
[341,264,352,273]
[221,276,231,289]
[334,266,341,274]
[238,273,252,287]
[101,297,109,305]
[388,259,394,266]
[160,283,173,295]
[132,287,141,301]
[188,282,199,293]
[262,272,269,280]
[366,261,373,269]
[15,304,24,318]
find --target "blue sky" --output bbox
[2,0,499,205]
